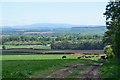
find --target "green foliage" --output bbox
[51,40,104,50]
[2,35,104,50]
[2,45,6,50]
[104,1,120,58]
[100,58,120,79]
[2,59,85,78]
[104,45,115,58]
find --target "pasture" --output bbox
[2,59,79,78]
[2,59,101,78]
[3,45,51,50]
[1,52,104,78]
[1,53,102,60]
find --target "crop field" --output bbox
[24,31,55,34]
[2,59,79,78]
[1,54,75,60]
[3,45,51,50]
[1,54,101,60]
[2,59,101,78]
[1,52,104,78]
[2,49,104,54]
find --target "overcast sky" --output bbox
[1,1,108,26]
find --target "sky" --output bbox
[1,1,108,26]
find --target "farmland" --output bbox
[1,25,107,79]
[2,35,104,50]
[1,25,106,79]
[2,45,51,50]
[2,26,105,50]
[1,49,104,78]
[1,54,102,60]
[2,59,78,78]
[1,25,118,79]
[1,1,120,79]
[2,49,104,54]
[2,53,103,78]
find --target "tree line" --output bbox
[51,40,104,50]
[2,35,104,50]
[2,35,103,45]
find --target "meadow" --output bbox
[2,59,100,78]
[2,53,101,78]
[2,52,119,79]
[2,59,80,78]
[1,53,101,60]
[3,45,51,50]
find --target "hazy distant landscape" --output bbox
[1,23,106,36]
[1,23,106,51]
[1,23,107,79]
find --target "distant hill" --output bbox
[2,23,105,29]
[72,25,105,28]
[1,23,107,36]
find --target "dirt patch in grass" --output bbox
[79,62,103,79]
[46,64,83,78]
[45,60,103,79]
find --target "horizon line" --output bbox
[1,23,105,27]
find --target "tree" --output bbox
[104,1,120,58]
[104,45,115,58]
[2,45,6,50]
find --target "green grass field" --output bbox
[100,58,120,79]
[1,54,74,60]
[1,54,100,60]
[1,53,102,78]
[3,45,51,50]
[2,59,92,78]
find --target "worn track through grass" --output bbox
[79,62,103,79]
[46,64,83,78]
[46,60,103,79]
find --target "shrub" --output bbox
[62,56,66,59]
[2,45,6,50]
[104,45,115,58]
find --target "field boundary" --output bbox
[2,49,104,54]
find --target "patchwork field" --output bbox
[2,52,118,79]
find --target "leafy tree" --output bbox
[104,45,115,58]
[51,41,104,50]
[104,1,120,58]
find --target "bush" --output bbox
[2,45,6,50]
[100,58,119,79]
[104,45,115,58]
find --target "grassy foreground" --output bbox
[2,59,88,78]
[100,58,120,79]
[2,53,102,78]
